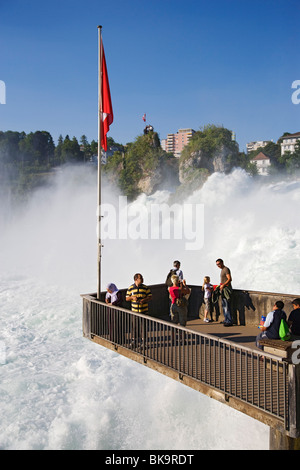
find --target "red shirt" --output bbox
[169,286,180,304]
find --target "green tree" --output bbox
[90,139,98,156]
[0,131,25,164]
[179,124,244,177]
[233,151,258,175]
[80,135,91,162]
[104,131,168,199]
[60,135,82,162]
[54,134,64,165]
[19,131,55,166]
[180,124,239,166]
[279,142,300,173]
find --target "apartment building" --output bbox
[246,140,272,154]
[162,128,195,157]
[280,132,300,156]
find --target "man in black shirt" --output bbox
[288,298,300,337]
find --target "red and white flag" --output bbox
[142,113,146,122]
[100,42,113,151]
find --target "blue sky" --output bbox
[0,0,299,152]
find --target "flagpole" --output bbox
[97,25,102,299]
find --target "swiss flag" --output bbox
[100,43,113,151]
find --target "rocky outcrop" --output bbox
[137,166,162,195]
[137,158,180,195]
[104,127,241,199]
[179,144,238,187]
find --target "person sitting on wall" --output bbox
[256,301,287,349]
[288,298,300,337]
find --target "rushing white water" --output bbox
[1,164,300,450]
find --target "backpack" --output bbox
[165,270,175,287]
[279,318,291,341]
[175,287,187,307]
[176,297,185,307]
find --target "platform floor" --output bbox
[185,317,260,350]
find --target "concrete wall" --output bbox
[105,283,299,327]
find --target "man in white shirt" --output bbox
[256,301,287,349]
[173,260,183,282]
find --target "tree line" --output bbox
[1,126,299,199]
[0,130,121,195]
[0,130,101,167]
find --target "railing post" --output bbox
[269,362,300,449]
[82,297,92,339]
[269,428,300,450]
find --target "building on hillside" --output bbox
[246,140,272,154]
[280,132,300,156]
[161,139,167,151]
[166,133,177,155]
[250,151,271,175]
[162,128,195,157]
[89,144,122,165]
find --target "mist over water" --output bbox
[1,164,300,449]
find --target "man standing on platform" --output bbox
[126,273,152,346]
[216,258,233,327]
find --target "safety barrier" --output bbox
[82,293,290,431]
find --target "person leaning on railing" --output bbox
[105,283,123,307]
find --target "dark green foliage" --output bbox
[1,125,299,200]
[180,124,238,163]
[0,130,85,197]
[279,141,300,173]
[104,131,169,200]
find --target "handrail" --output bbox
[82,294,290,430]
[81,292,285,360]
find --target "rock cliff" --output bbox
[104,126,241,199]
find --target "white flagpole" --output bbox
[97,25,102,299]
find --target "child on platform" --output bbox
[202,276,213,322]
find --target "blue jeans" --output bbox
[222,297,232,324]
[256,331,267,349]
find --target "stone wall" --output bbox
[111,283,298,327]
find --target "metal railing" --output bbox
[83,296,289,430]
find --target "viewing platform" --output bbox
[82,283,300,450]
